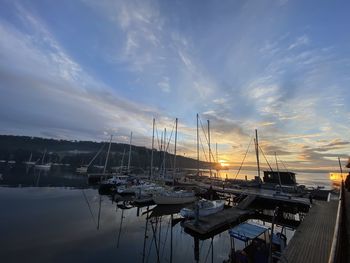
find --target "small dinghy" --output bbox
[180,199,225,218]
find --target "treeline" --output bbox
[0,135,211,170]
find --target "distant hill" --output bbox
[0,135,212,170]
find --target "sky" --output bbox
[0,0,349,171]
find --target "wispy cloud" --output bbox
[0,0,349,170]
[288,35,310,50]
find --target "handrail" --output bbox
[328,182,343,263]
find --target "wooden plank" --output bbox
[345,191,350,259]
[281,200,339,263]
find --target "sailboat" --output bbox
[35,150,51,170]
[77,142,107,174]
[153,118,197,205]
[23,153,36,166]
[99,132,133,187]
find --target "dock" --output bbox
[345,190,350,260]
[196,183,311,212]
[281,199,339,263]
[183,207,252,237]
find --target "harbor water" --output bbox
[0,165,337,262]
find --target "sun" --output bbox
[219,160,229,167]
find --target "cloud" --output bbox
[288,35,310,50]
[1,0,350,171]
[0,5,162,142]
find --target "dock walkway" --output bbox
[281,199,338,263]
[183,207,252,237]
[345,190,350,260]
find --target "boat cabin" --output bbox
[228,222,286,263]
[263,171,297,185]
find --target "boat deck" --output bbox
[183,207,252,237]
[281,199,339,263]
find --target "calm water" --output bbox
[0,166,233,262]
[0,186,233,262]
[0,165,333,262]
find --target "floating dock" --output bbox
[183,207,252,238]
[197,183,311,212]
[281,199,339,263]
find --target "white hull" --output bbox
[35,164,51,170]
[180,200,225,218]
[153,192,197,205]
[100,175,128,186]
[76,166,88,173]
[24,161,36,166]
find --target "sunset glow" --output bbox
[0,1,349,172]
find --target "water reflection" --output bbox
[0,186,239,262]
[0,167,307,262]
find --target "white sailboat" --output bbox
[23,153,36,166]
[77,142,107,174]
[180,199,225,218]
[76,166,88,174]
[153,118,197,205]
[99,132,132,187]
[35,150,51,170]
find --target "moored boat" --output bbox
[76,166,88,174]
[35,163,52,170]
[153,190,197,205]
[180,199,225,218]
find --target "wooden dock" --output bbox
[281,199,339,263]
[345,190,350,260]
[195,182,311,212]
[183,207,252,237]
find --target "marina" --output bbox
[1,1,350,262]
[0,161,348,262]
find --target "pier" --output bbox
[281,199,338,263]
[183,207,252,238]
[194,182,311,212]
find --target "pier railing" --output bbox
[328,181,346,263]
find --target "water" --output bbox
[211,169,334,189]
[0,165,336,262]
[0,166,233,262]
[0,186,233,262]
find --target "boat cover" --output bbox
[228,222,268,242]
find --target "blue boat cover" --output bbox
[228,222,268,242]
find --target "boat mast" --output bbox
[208,120,212,178]
[275,152,282,191]
[163,128,166,178]
[120,148,126,173]
[173,118,178,185]
[160,130,163,178]
[103,135,113,174]
[197,113,199,176]
[151,118,155,180]
[255,129,261,182]
[216,142,219,178]
[42,149,47,164]
[127,132,132,173]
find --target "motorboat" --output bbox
[180,199,225,218]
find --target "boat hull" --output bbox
[180,200,225,218]
[153,195,197,205]
[34,164,51,170]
